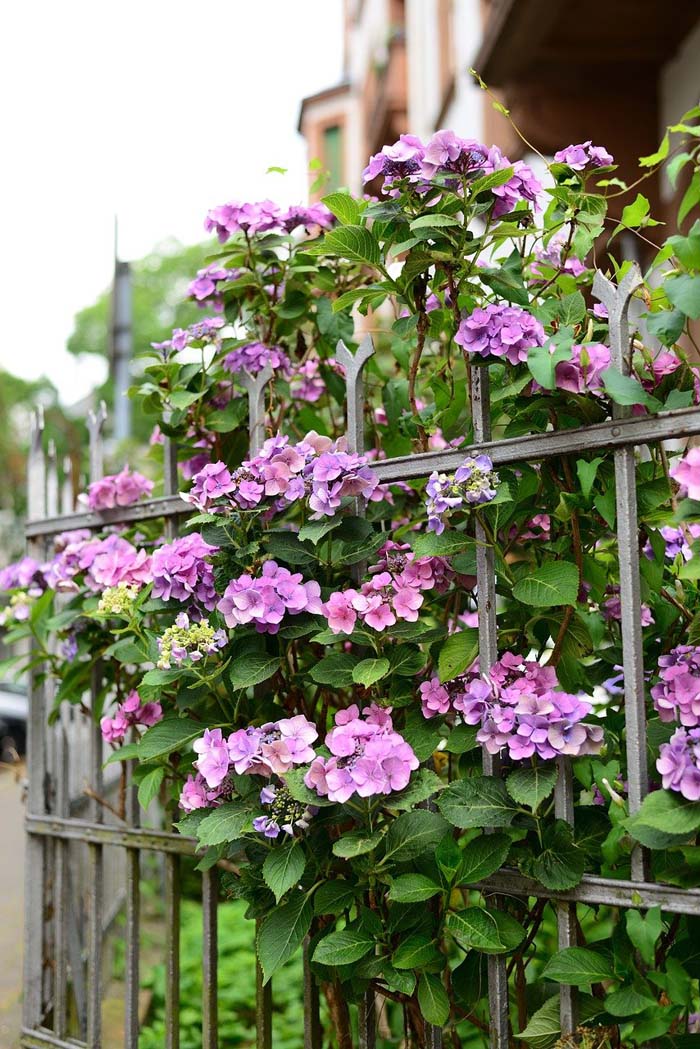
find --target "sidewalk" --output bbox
[0,766,25,1048]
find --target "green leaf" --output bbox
[542,946,614,985]
[446,908,506,953]
[309,652,360,687]
[297,518,340,545]
[506,766,557,811]
[411,530,474,557]
[666,274,700,320]
[333,828,386,859]
[387,874,442,903]
[512,562,579,607]
[137,717,203,761]
[257,893,312,983]
[639,133,670,167]
[283,766,334,808]
[352,658,391,687]
[526,343,571,390]
[409,213,461,231]
[438,777,518,829]
[679,171,700,225]
[262,841,306,903]
[382,810,449,864]
[437,629,479,682]
[313,928,375,967]
[604,986,657,1017]
[392,935,442,970]
[309,225,381,266]
[576,457,604,501]
[321,191,360,226]
[228,653,279,691]
[645,307,686,346]
[601,366,660,409]
[417,973,449,1026]
[668,222,700,269]
[388,644,426,677]
[196,802,253,846]
[313,881,357,916]
[479,248,529,306]
[522,820,585,890]
[459,833,511,884]
[625,789,700,838]
[137,766,164,809]
[626,908,663,968]
[387,768,443,810]
[169,390,201,410]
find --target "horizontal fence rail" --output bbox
[20,263,700,1049]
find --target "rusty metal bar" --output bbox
[202,869,219,1049]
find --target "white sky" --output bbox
[0,0,344,402]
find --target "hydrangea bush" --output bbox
[5,103,700,1046]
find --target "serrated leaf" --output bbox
[459,833,511,884]
[437,629,479,682]
[411,530,474,557]
[321,191,360,226]
[308,224,381,266]
[352,657,391,687]
[512,561,579,607]
[283,766,335,808]
[297,518,341,545]
[382,809,449,864]
[604,986,657,1017]
[262,841,306,903]
[506,766,557,811]
[257,893,312,983]
[542,946,614,984]
[417,973,450,1026]
[392,935,442,970]
[446,908,505,952]
[409,213,461,231]
[388,644,426,676]
[228,653,279,691]
[309,652,360,687]
[313,928,374,967]
[438,776,518,829]
[522,820,584,890]
[137,717,203,761]
[313,881,357,916]
[387,768,443,810]
[333,828,386,858]
[625,789,700,837]
[196,802,253,846]
[387,874,442,903]
[137,766,164,809]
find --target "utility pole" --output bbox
[111,218,132,441]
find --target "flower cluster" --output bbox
[455,304,545,365]
[157,612,227,669]
[645,523,700,562]
[253,784,316,839]
[83,467,154,511]
[204,199,333,243]
[100,690,162,743]
[0,556,45,594]
[217,561,322,634]
[531,232,586,279]
[323,542,453,634]
[97,582,141,616]
[193,715,318,788]
[601,586,654,628]
[509,514,551,543]
[150,533,219,611]
[45,534,151,593]
[670,447,700,501]
[151,316,225,357]
[485,145,542,218]
[223,342,291,376]
[179,772,226,812]
[554,343,610,394]
[553,142,614,170]
[657,727,700,800]
[183,432,381,520]
[289,357,326,402]
[651,645,700,726]
[0,592,35,625]
[305,705,418,803]
[420,653,604,761]
[425,454,499,534]
[187,263,235,311]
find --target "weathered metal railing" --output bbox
[20,265,700,1048]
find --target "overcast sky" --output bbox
[0,1,344,401]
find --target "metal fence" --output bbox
[20,264,700,1049]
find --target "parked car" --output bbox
[0,682,27,761]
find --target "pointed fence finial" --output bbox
[27,407,46,520]
[592,263,643,375]
[240,365,274,456]
[87,401,108,484]
[335,334,375,455]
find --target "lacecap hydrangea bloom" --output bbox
[157,612,227,669]
[651,645,700,726]
[657,727,700,800]
[101,690,162,743]
[455,304,545,365]
[151,316,224,358]
[150,533,219,611]
[252,784,317,839]
[425,454,499,534]
[83,467,154,511]
[192,716,318,789]
[305,704,419,803]
[97,582,141,617]
[420,652,603,761]
[217,561,322,634]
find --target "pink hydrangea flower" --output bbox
[84,467,154,511]
[100,690,162,744]
[670,447,700,501]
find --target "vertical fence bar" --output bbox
[124,737,141,1049]
[61,455,74,514]
[255,919,272,1049]
[303,938,321,1049]
[593,266,649,882]
[471,366,510,1049]
[240,366,274,456]
[23,410,48,1034]
[165,854,181,1049]
[554,757,578,1032]
[52,705,70,1039]
[86,405,107,1047]
[202,869,219,1049]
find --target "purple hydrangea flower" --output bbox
[152,316,225,358]
[652,645,700,726]
[252,784,317,839]
[531,233,587,279]
[83,467,154,511]
[420,130,488,179]
[150,533,219,610]
[222,342,291,376]
[601,586,654,628]
[217,561,322,634]
[179,772,225,812]
[279,204,334,233]
[670,448,700,501]
[485,146,542,217]
[554,142,614,170]
[555,343,611,395]
[425,454,499,534]
[0,556,46,593]
[657,727,700,800]
[455,303,545,365]
[363,134,426,190]
[188,263,236,312]
[204,199,282,242]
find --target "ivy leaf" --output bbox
[522,820,584,890]
[666,274,700,320]
[437,629,479,682]
[257,893,313,983]
[137,766,164,810]
[506,766,558,811]
[196,802,253,846]
[228,653,279,691]
[382,810,449,864]
[417,973,450,1026]
[321,191,361,226]
[309,652,360,687]
[387,874,442,903]
[137,717,203,761]
[668,221,700,269]
[352,658,391,687]
[333,828,386,859]
[576,457,604,502]
[313,928,375,967]
[542,946,614,984]
[625,908,663,968]
[438,777,518,829]
[526,343,572,390]
[262,841,307,903]
[601,367,660,409]
[459,833,511,884]
[446,908,506,953]
[512,562,579,608]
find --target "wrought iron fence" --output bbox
[19,264,700,1049]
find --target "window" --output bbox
[323,124,344,191]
